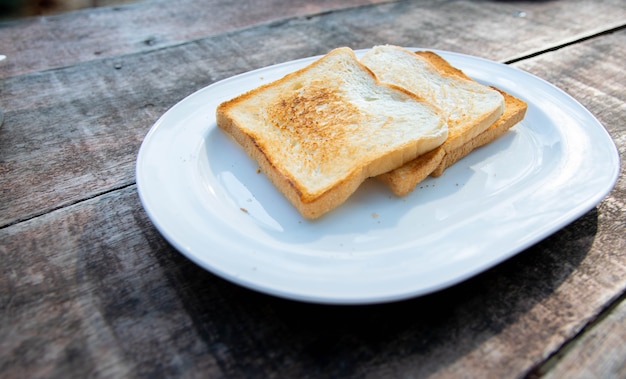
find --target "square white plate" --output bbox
[136,48,619,304]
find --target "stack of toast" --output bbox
[216,45,527,219]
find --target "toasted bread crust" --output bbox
[220,109,366,218]
[414,51,471,81]
[376,147,446,196]
[430,89,527,177]
[418,52,504,153]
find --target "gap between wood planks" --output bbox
[0,181,136,230]
[525,290,626,378]
[503,22,626,64]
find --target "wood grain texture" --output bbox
[0,0,394,79]
[0,0,624,78]
[2,0,625,226]
[0,0,626,78]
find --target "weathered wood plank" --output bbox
[0,0,624,79]
[513,29,626,379]
[0,187,218,378]
[536,296,626,378]
[1,0,625,227]
[0,0,394,79]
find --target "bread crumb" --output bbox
[256,167,261,174]
[240,207,249,213]
[372,212,379,219]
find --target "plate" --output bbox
[136,48,619,304]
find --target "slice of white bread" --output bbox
[216,47,448,219]
[361,46,525,196]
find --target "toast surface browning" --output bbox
[216,47,448,218]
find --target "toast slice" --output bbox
[361,46,525,196]
[216,47,448,219]
[377,90,527,195]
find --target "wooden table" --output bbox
[1,0,625,377]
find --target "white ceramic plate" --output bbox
[136,48,619,304]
